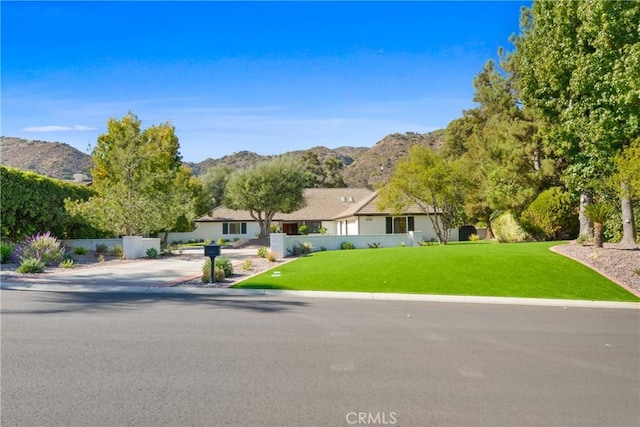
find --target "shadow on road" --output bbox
[2,289,309,315]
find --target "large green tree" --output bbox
[612,138,640,244]
[512,0,640,241]
[377,146,467,245]
[224,157,307,238]
[66,113,196,236]
[443,60,549,239]
[199,165,234,210]
[300,152,346,188]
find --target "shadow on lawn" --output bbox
[2,289,309,315]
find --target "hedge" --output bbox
[1,166,110,241]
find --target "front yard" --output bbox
[234,241,640,302]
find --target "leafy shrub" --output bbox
[398,242,406,247]
[266,251,278,262]
[492,212,532,243]
[287,241,313,256]
[95,244,108,253]
[162,243,182,256]
[215,257,234,277]
[217,238,228,245]
[202,259,225,283]
[59,258,75,268]
[1,243,14,263]
[73,246,88,255]
[520,187,578,241]
[110,245,123,258]
[420,240,433,247]
[635,267,640,277]
[242,259,253,271]
[341,241,355,250]
[257,247,268,258]
[368,242,381,248]
[577,234,592,245]
[320,246,327,251]
[468,233,480,242]
[12,231,65,266]
[146,247,159,259]
[17,257,46,274]
[298,224,309,235]
[96,254,105,263]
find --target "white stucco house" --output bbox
[166,188,460,244]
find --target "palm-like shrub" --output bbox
[584,203,614,248]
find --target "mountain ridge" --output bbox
[1,131,444,188]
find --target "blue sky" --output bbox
[1,1,530,163]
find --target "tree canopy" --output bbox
[66,113,196,236]
[224,157,308,238]
[377,146,467,245]
[512,0,640,241]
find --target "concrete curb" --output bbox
[2,282,638,309]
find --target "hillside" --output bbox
[1,130,444,187]
[342,130,445,188]
[0,136,93,181]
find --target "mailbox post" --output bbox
[204,243,221,285]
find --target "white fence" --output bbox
[270,231,424,258]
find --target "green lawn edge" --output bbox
[234,241,640,302]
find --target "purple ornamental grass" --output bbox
[11,231,65,266]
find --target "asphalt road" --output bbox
[2,290,639,427]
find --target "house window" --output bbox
[223,222,247,235]
[307,221,322,233]
[394,217,407,234]
[386,216,415,234]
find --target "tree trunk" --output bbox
[578,192,593,238]
[258,220,269,239]
[485,213,494,240]
[620,182,637,246]
[593,222,604,248]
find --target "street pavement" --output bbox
[1,290,639,426]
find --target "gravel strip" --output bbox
[174,256,288,288]
[552,242,640,296]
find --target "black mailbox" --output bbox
[204,243,221,258]
[204,243,221,286]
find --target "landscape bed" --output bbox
[234,242,640,302]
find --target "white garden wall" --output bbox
[64,237,160,259]
[64,238,123,251]
[270,231,425,258]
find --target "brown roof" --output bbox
[335,192,437,218]
[198,188,376,222]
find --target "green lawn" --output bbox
[234,241,640,302]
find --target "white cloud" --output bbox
[22,125,97,132]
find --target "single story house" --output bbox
[168,188,460,243]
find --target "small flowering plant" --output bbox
[11,231,65,266]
